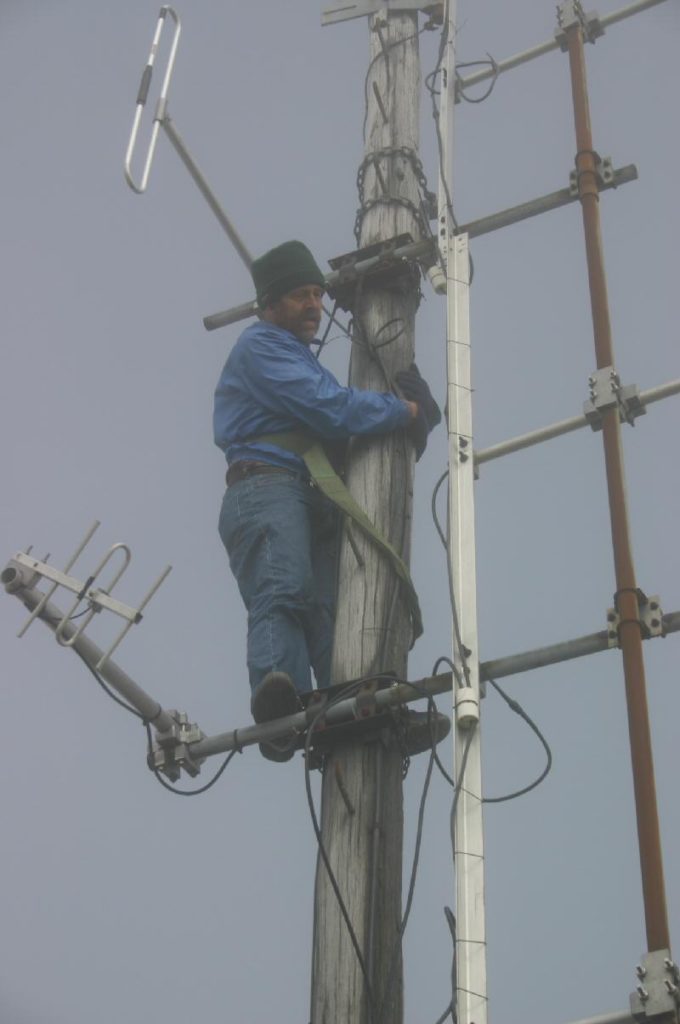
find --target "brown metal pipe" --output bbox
[565,19,670,954]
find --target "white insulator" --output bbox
[427,263,447,295]
[455,686,480,728]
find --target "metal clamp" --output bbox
[124,6,181,194]
[569,154,614,195]
[322,0,443,27]
[148,710,206,781]
[583,367,647,430]
[555,1,604,49]
[607,592,665,648]
[631,950,680,1023]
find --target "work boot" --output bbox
[401,708,451,757]
[251,672,299,763]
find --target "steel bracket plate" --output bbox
[149,710,206,780]
[569,155,614,195]
[555,2,604,50]
[630,949,680,1022]
[607,592,665,648]
[326,232,426,311]
[322,0,442,26]
[583,368,646,431]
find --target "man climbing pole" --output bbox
[214,240,447,760]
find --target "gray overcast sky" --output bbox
[1,2,678,1023]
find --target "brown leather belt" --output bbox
[226,461,295,487]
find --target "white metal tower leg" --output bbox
[447,232,488,1024]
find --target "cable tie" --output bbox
[232,729,244,754]
[77,575,96,602]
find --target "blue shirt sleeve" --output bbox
[215,323,411,456]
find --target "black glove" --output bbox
[395,363,442,460]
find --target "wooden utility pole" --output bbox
[310,11,423,1024]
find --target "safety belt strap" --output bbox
[253,431,423,644]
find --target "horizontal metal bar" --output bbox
[460,164,637,241]
[456,0,670,94]
[8,577,675,768]
[475,377,680,466]
[202,163,636,333]
[202,237,434,332]
[203,299,259,332]
[192,610,680,760]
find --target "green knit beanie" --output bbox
[251,240,325,307]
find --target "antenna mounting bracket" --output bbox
[322,1,442,27]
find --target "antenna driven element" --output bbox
[124,6,182,194]
[123,6,252,270]
[5,521,172,672]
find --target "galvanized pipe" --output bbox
[162,116,253,271]
[8,582,175,733]
[564,16,670,954]
[475,377,680,466]
[457,0,670,93]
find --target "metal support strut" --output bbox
[559,0,672,961]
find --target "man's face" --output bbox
[266,284,324,343]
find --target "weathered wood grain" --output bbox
[310,14,422,1024]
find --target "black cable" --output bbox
[303,677,382,1017]
[316,298,351,359]
[449,726,475,853]
[427,657,459,789]
[144,724,238,797]
[69,645,238,797]
[424,0,459,233]
[377,683,441,1021]
[429,466,473,688]
[303,674,446,1023]
[482,677,553,804]
[71,645,147,720]
[362,21,434,142]
[456,56,499,105]
[431,470,449,550]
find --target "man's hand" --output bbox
[396,363,441,460]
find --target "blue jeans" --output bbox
[218,472,339,696]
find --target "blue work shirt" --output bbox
[213,321,411,474]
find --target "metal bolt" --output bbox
[651,618,660,629]
[636,986,649,1002]
[607,611,617,622]
[650,601,659,611]
[608,630,617,640]
[636,965,647,980]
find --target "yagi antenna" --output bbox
[123,6,252,271]
[9,521,171,672]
